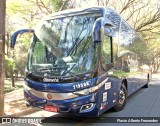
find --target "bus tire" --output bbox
[142,74,149,88]
[113,84,127,112]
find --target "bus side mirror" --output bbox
[92,18,103,43]
[92,18,114,43]
[10,29,34,48]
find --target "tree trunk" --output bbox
[0,0,6,116]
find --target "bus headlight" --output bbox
[23,83,31,91]
[73,85,99,96]
[74,77,109,96]
[73,88,91,95]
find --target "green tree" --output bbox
[78,0,160,72]
[6,0,74,79]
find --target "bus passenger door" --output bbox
[99,34,120,113]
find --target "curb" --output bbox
[4,108,40,117]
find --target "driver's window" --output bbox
[101,35,112,71]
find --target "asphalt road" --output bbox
[41,74,160,126]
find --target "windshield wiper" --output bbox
[67,72,80,80]
[33,65,69,72]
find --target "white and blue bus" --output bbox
[11,7,150,116]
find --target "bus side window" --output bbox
[101,35,113,71]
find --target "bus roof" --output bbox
[44,7,106,20]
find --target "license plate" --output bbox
[44,105,58,112]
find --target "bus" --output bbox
[10,7,150,116]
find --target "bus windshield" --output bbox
[27,13,100,78]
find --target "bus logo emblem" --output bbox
[47,94,52,99]
[43,78,59,82]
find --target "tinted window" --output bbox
[28,13,101,77]
[101,35,112,71]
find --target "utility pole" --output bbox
[0,0,6,116]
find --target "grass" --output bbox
[4,79,24,94]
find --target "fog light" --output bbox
[80,103,94,113]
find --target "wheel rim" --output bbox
[119,89,125,105]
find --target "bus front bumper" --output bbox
[24,88,99,116]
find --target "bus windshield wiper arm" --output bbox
[35,66,69,72]
[67,72,80,80]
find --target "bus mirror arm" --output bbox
[10,29,34,48]
[92,18,114,43]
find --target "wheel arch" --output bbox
[122,79,127,89]
[122,78,128,96]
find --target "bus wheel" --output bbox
[142,74,149,88]
[113,84,127,112]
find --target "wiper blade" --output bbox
[35,65,69,72]
[67,72,80,80]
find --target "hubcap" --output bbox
[119,89,125,105]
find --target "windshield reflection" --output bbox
[27,13,100,79]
